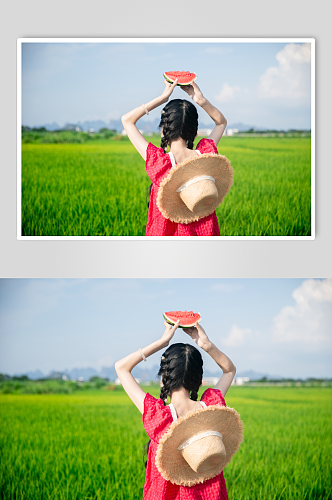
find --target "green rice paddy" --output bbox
[0,387,331,499]
[21,136,311,236]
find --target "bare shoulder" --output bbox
[173,148,201,164]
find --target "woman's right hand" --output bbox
[160,320,180,347]
[160,79,178,103]
[180,82,206,106]
[185,322,211,350]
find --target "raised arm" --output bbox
[114,320,179,413]
[121,79,178,161]
[181,82,227,146]
[185,322,236,397]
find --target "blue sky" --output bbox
[0,278,331,378]
[21,40,312,130]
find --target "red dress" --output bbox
[142,388,229,500]
[145,139,221,236]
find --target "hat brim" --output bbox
[157,154,233,224]
[155,405,243,487]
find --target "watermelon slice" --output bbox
[163,310,202,328]
[163,71,197,86]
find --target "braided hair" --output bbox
[158,343,203,403]
[159,99,199,153]
[143,343,203,467]
[146,99,199,208]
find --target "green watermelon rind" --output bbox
[163,71,197,86]
[162,311,202,329]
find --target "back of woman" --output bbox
[143,386,229,499]
[115,318,243,500]
[121,78,230,236]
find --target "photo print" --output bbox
[18,38,314,239]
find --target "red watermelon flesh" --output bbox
[163,71,197,86]
[163,310,202,328]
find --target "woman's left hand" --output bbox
[160,320,180,347]
[181,82,205,106]
[160,79,178,103]
[184,322,211,350]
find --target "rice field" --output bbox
[21,136,311,236]
[0,386,331,500]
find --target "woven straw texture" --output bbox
[142,388,229,499]
[145,139,221,236]
[155,405,243,487]
[157,153,233,224]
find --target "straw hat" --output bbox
[157,153,233,224]
[155,405,243,487]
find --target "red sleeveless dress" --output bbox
[142,388,229,500]
[145,138,221,236]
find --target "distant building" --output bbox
[203,376,249,386]
[225,128,239,136]
[115,377,141,385]
[202,377,219,386]
[231,376,250,386]
[75,126,81,132]
[89,128,95,133]
[62,374,68,381]
[121,129,143,136]
[197,129,212,137]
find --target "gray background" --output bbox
[1,0,331,278]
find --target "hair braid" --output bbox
[187,138,194,150]
[160,379,170,404]
[159,355,171,404]
[160,111,171,153]
[190,388,199,401]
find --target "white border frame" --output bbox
[17,38,315,241]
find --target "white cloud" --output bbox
[215,83,241,103]
[272,279,332,344]
[222,325,253,347]
[259,43,311,100]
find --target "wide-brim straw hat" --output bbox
[157,153,233,224]
[156,405,243,487]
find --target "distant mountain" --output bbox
[67,367,99,380]
[30,119,264,134]
[12,366,282,382]
[100,366,117,380]
[236,370,283,380]
[30,122,61,131]
[24,369,45,380]
[226,122,258,132]
[76,120,113,132]
[132,365,160,382]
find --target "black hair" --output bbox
[159,99,199,153]
[143,343,203,467]
[146,99,199,208]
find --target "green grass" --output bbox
[21,136,311,236]
[0,387,331,500]
[0,378,115,394]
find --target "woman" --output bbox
[115,319,237,499]
[121,79,228,236]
